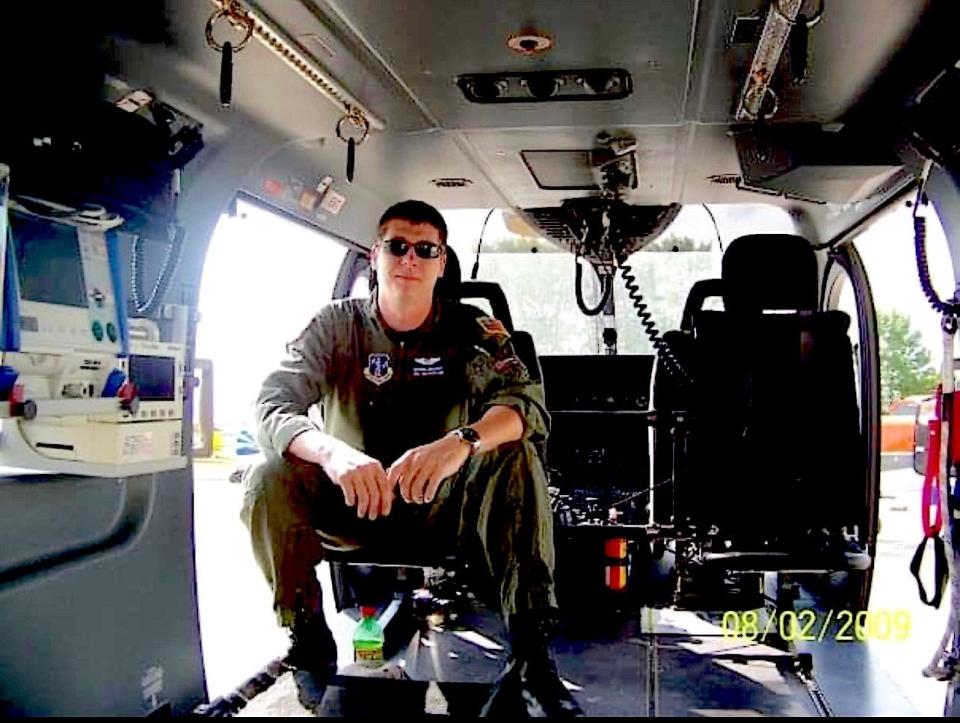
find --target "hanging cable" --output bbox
[702,203,724,253]
[575,257,612,315]
[620,261,692,385]
[471,208,495,280]
[131,224,185,315]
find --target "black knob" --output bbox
[22,400,38,420]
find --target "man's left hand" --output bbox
[388,434,471,505]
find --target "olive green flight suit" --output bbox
[240,297,557,627]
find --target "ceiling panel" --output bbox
[308,0,696,129]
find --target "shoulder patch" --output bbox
[476,315,510,340]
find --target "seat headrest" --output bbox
[681,278,723,330]
[722,234,818,313]
[436,244,462,299]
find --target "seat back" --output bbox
[651,280,720,523]
[680,278,723,331]
[658,235,862,543]
[686,309,860,539]
[437,247,515,331]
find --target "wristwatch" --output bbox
[452,426,482,456]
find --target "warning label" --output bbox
[123,432,154,457]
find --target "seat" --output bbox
[437,247,513,330]
[680,278,723,332]
[650,280,722,523]
[440,247,539,381]
[653,234,868,568]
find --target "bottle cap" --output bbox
[360,605,377,618]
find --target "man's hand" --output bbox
[388,434,471,505]
[289,430,393,519]
[323,442,393,519]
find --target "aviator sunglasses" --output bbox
[381,238,445,259]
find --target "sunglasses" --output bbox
[381,239,445,259]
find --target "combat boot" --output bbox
[481,611,584,717]
[286,607,338,676]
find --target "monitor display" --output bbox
[129,355,177,402]
[10,215,88,308]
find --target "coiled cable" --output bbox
[914,210,960,316]
[620,261,692,385]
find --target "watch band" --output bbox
[453,427,482,456]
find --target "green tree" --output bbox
[474,235,563,253]
[644,235,713,253]
[878,309,939,409]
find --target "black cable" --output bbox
[575,257,612,315]
[702,203,724,253]
[610,476,679,509]
[620,262,692,385]
[471,208,495,280]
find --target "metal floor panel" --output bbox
[196,464,941,718]
[232,610,849,717]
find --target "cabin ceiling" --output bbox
[200,0,939,210]
[9,0,958,244]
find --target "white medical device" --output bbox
[0,204,187,476]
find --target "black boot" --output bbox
[481,612,585,717]
[286,608,338,676]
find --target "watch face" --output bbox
[458,427,480,444]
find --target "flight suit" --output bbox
[240,297,557,628]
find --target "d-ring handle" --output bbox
[205,6,254,53]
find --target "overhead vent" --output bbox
[523,207,579,244]
[457,69,632,104]
[429,177,473,188]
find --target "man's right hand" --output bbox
[324,444,393,519]
[288,430,393,519]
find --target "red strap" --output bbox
[923,418,943,537]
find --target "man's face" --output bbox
[371,218,446,302]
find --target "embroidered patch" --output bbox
[476,316,509,340]
[363,352,393,385]
[412,356,445,378]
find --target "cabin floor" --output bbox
[193,458,948,717]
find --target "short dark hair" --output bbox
[377,200,448,245]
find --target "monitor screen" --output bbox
[129,355,176,402]
[10,214,88,308]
